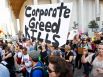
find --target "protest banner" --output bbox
[24,2,72,46]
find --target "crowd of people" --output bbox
[0,31,103,77]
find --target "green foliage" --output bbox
[88,20,99,31]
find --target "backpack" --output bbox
[30,62,49,77]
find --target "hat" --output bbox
[29,50,40,61]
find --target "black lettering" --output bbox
[25,25,30,38]
[31,29,37,37]
[29,17,35,28]
[57,2,66,17]
[64,8,70,18]
[35,21,39,29]
[48,8,53,16]
[25,6,31,17]
[52,8,57,17]
[45,33,51,44]
[39,22,44,31]
[52,18,61,34]
[45,22,51,32]
[32,9,35,16]
[37,32,43,41]
[39,9,44,21]
[52,34,60,47]
[31,36,36,40]
[36,8,39,16]
[45,9,49,16]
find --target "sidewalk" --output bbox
[74,68,84,77]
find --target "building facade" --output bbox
[0,0,103,36]
[19,0,103,33]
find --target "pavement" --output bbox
[74,68,84,77]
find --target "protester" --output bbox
[82,42,103,77]
[49,56,73,77]
[82,48,90,77]
[29,50,46,77]
[39,43,48,65]
[21,47,32,77]
[25,39,34,52]
[15,45,23,65]
[1,31,102,77]
[2,46,16,77]
[49,44,62,57]
[0,63,10,77]
[65,44,74,63]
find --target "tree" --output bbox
[88,20,99,31]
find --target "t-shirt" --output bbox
[15,51,22,64]
[65,51,74,60]
[86,54,103,77]
[16,51,22,58]
[31,61,43,77]
[0,64,10,77]
[21,54,30,63]
[21,54,32,73]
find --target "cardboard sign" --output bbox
[24,2,72,46]
[68,29,78,40]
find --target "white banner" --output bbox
[24,2,73,46]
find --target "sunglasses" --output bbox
[48,67,55,73]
